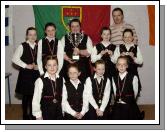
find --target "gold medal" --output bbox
[53,98,57,103]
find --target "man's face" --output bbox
[112,10,124,24]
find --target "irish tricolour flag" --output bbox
[33,5,155,46]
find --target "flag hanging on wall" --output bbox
[33,5,110,44]
[5,5,13,46]
[33,5,155,46]
[147,5,155,46]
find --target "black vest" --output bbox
[20,42,38,65]
[40,75,63,104]
[65,81,84,112]
[64,34,88,58]
[96,43,116,61]
[113,72,135,103]
[90,76,108,106]
[42,38,58,62]
[119,44,137,63]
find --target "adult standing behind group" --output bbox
[60,19,93,83]
[110,7,138,46]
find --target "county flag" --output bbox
[33,5,155,46]
[33,5,110,45]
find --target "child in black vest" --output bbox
[60,18,93,83]
[110,56,144,120]
[91,27,116,80]
[62,63,88,120]
[12,27,40,120]
[37,22,64,76]
[32,55,64,120]
[114,28,143,97]
[85,60,111,120]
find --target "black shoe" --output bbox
[140,111,145,120]
[23,115,30,120]
[29,115,36,120]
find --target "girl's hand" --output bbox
[96,108,100,116]
[100,50,106,56]
[129,52,134,58]
[68,58,76,64]
[77,113,83,119]
[33,64,38,70]
[98,110,104,117]
[26,64,34,69]
[74,112,80,119]
[121,52,126,56]
[107,50,113,56]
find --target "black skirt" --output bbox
[110,101,142,120]
[15,68,40,95]
[41,99,63,120]
[85,104,110,120]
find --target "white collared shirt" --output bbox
[32,72,63,118]
[112,71,138,99]
[85,74,111,112]
[12,41,37,68]
[113,43,143,64]
[62,79,88,117]
[37,37,65,75]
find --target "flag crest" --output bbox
[61,6,82,31]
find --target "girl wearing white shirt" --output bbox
[62,63,88,120]
[12,27,40,120]
[37,22,64,76]
[32,55,64,120]
[85,60,111,120]
[111,56,144,120]
[113,28,143,97]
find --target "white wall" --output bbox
[5,5,35,104]
[5,5,155,104]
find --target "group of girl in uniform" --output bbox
[12,18,144,120]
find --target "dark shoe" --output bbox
[23,115,30,120]
[29,115,36,120]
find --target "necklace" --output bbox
[29,45,36,64]
[49,76,57,103]
[47,40,55,55]
[117,74,127,104]
[95,78,104,104]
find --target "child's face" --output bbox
[68,67,81,81]
[94,64,105,77]
[27,30,37,43]
[123,31,134,44]
[116,58,128,74]
[45,26,56,38]
[45,60,58,76]
[70,22,81,33]
[101,30,111,42]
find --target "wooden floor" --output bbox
[5,104,155,120]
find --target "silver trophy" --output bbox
[68,32,83,61]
